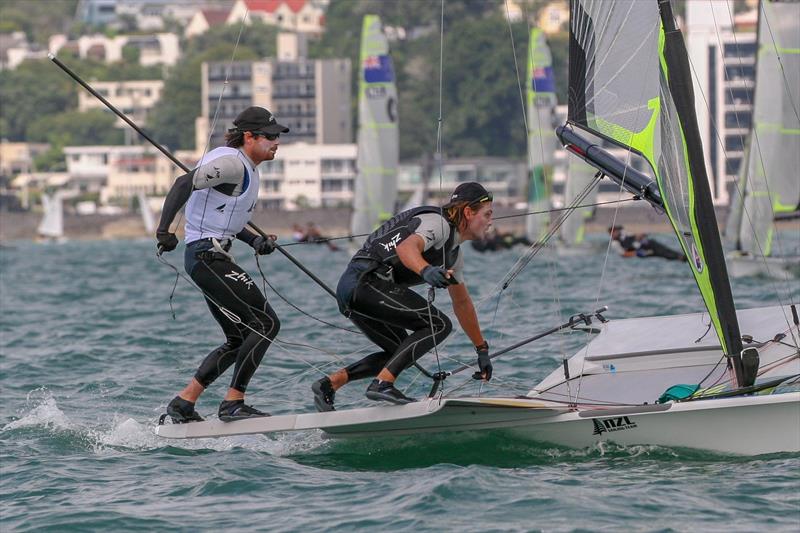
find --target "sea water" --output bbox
[1,234,798,531]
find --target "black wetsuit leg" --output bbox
[345,276,452,379]
[643,239,684,261]
[190,258,281,392]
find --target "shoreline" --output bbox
[2,206,797,242]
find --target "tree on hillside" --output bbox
[0,58,76,141]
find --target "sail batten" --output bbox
[350,15,399,243]
[562,0,744,375]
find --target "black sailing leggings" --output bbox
[343,275,453,381]
[190,257,280,393]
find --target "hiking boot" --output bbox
[218,399,270,422]
[311,377,336,412]
[365,379,417,405]
[166,396,204,424]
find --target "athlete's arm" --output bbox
[397,234,454,281]
[156,170,195,235]
[448,283,485,347]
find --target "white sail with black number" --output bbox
[350,15,399,244]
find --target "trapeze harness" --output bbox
[182,147,280,393]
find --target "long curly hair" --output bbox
[444,201,480,232]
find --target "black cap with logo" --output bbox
[443,182,493,209]
[232,106,290,134]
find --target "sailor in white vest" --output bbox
[156,106,288,423]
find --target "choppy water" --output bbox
[2,233,799,531]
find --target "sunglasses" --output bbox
[252,131,280,140]
[468,192,493,206]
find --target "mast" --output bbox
[350,15,399,244]
[657,0,744,381]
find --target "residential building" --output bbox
[62,145,173,201]
[227,0,325,35]
[49,32,180,67]
[0,141,50,178]
[77,80,164,128]
[256,142,356,209]
[0,32,48,71]
[687,2,757,205]
[75,0,229,30]
[185,8,230,38]
[198,33,351,149]
[538,1,569,35]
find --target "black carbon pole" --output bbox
[49,54,337,299]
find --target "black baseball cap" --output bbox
[443,182,492,209]
[232,106,289,134]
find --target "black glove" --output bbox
[472,341,492,381]
[156,231,178,252]
[420,265,451,288]
[252,235,276,255]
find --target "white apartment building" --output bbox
[198,33,351,149]
[63,145,174,201]
[257,142,356,210]
[77,80,164,128]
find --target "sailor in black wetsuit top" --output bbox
[609,225,686,261]
[156,106,288,423]
[311,182,494,410]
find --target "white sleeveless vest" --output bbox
[184,147,260,243]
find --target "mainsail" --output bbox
[727,0,800,256]
[558,0,744,377]
[37,192,64,239]
[350,15,399,243]
[558,157,597,245]
[525,29,558,243]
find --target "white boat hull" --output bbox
[726,252,799,279]
[155,393,800,456]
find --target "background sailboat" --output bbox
[37,191,65,242]
[724,0,800,279]
[524,29,557,244]
[349,14,399,247]
[556,157,598,254]
[137,191,156,235]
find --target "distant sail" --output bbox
[525,29,558,243]
[138,191,155,235]
[731,0,800,256]
[37,192,64,239]
[350,15,399,244]
[558,157,597,246]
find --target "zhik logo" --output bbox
[224,270,254,289]
[380,233,402,252]
[592,416,637,435]
[215,204,226,213]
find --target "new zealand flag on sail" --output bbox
[532,65,555,93]
[363,55,394,83]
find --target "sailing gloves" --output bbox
[473,341,492,381]
[421,265,453,288]
[252,235,277,255]
[156,231,178,252]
